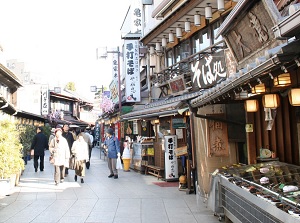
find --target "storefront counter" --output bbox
[208,161,300,222]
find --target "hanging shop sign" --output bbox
[191,50,226,90]
[206,114,229,157]
[124,39,141,102]
[41,84,49,115]
[172,118,186,129]
[94,121,100,142]
[224,1,276,63]
[169,76,186,95]
[109,81,119,104]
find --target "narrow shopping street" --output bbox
[0,147,219,223]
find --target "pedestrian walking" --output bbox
[30,126,48,172]
[48,128,55,146]
[62,124,74,176]
[85,129,93,168]
[49,128,70,185]
[71,134,89,183]
[78,128,92,169]
[102,128,120,179]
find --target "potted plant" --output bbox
[0,120,25,190]
[17,124,37,164]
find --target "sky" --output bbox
[0,0,132,101]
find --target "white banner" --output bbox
[112,53,119,83]
[164,135,178,181]
[124,39,140,102]
[41,85,49,115]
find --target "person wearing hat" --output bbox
[49,128,70,185]
[103,128,120,179]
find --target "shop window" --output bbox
[191,28,211,53]
[199,28,211,51]
[174,39,190,63]
[212,21,223,44]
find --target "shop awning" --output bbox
[121,101,183,121]
[0,96,17,115]
[121,91,201,120]
[190,39,300,108]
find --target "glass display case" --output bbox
[131,142,154,172]
[208,161,300,222]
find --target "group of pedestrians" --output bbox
[30,125,96,186]
[30,125,121,185]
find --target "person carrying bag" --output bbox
[49,128,70,186]
[71,135,89,183]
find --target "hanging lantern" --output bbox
[244,100,258,112]
[155,42,161,53]
[176,26,182,38]
[169,31,174,43]
[251,83,266,94]
[149,46,155,55]
[234,90,248,100]
[217,0,225,11]
[262,94,280,108]
[162,36,167,47]
[185,19,191,32]
[289,88,300,106]
[194,12,201,26]
[205,4,212,19]
[273,73,291,87]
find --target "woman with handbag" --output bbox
[71,135,89,183]
[49,128,70,186]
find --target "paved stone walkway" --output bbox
[0,148,220,223]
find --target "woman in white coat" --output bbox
[49,128,70,185]
[71,135,89,183]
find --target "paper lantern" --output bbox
[262,94,280,108]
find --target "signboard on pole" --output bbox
[164,135,178,181]
[41,85,49,115]
[124,39,140,102]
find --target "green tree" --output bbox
[65,82,76,91]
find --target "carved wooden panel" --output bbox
[225,1,275,62]
[206,114,229,157]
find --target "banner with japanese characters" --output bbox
[41,85,49,115]
[164,135,178,181]
[191,50,226,90]
[124,39,141,102]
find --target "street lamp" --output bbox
[97,46,121,113]
[90,85,104,93]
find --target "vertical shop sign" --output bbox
[109,81,119,104]
[112,53,118,83]
[164,135,178,181]
[206,114,229,157]
[124,39,140,102]
[131,0,142,34]
[41,85,49,115]
[94,122,100,143]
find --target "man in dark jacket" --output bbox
[30,126,48,172]
[62,124,75,176]
[103,128,120,179]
